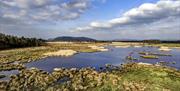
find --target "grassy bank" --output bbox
[0,42,180,90]
[111,42,180,48]
[0,42,108,64]
[1,42,178,65]
[0,63,179,91]
[0,42,108,75]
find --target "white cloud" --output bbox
[3,13,19,19]
[0,0,180,40]
[109,17,130,25]
[0,0,91,23]
[90,22,111,28]
[63,12,80,20]
[1,0,50,8]
[0,0,94,38]
[74,0,180,32]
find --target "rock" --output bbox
[54,68,62,71]
[30,67,37,70]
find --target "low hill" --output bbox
[50,36,97,42]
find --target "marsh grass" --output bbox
[0,42,108,64]
[140,55,159,59]
[0,63,179,91]
[0,42,180,91]
[0,75,5,79]
[90,63,180,91]
[111,42,180,48]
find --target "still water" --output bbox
[26,46,180,72]
[1,46,180,81]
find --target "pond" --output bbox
[25,46,180,72]
[1,46,180,81]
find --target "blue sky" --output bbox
[0,0,179,40]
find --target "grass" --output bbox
[152,43,180,48]
[111,42,180,48]
[0,42,180,90]
[90,63,180,91]
[0,42,108,64]
[140,55,159,59]
[0,64,25,71]
[0,74,6,79]
[0,63,179,91]
[0,42,108,73]
[139,52,172,56]
[0,42,178,64]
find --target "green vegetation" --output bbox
[0,42,107,64]
[0,42,107,75]
[140,55,159,59]
[0,75,6,79]
[0,64,25,71]
[112,42,180,48]
[143,40,161,44]
[152,43,180,48]
[139,52,172,56]
[0,33,45,50]
[0,41,180,91]
[126,56,138,60]
[0,63,179,91]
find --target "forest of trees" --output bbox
[142,40,161,44]
[0,33,45,50]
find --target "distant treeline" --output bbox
[0,33,45,50]
[110,40,180,43]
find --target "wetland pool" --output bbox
[26,46,180,72]
[1,46,180,81]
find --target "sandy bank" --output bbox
[114,45,130,48]
[47,42,73,44]
[171,47,180,49]
[133,46,142,48]
[88,46,108,51]
[158,47,171,51]
[138,62,152,65]
[111,42,132,48]
[43,50,77,57]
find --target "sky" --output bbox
[0,0,180,40]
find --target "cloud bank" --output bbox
[0,0,179,40]
[74,0,180,33]
[0,0,91,25]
